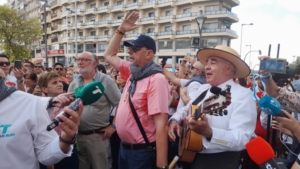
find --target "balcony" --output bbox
[157,31,174,39]
[50,0,61,9]
[96,6,111,13]
[157,15,175,23]
[138,17,157,25]
[85,21,99,28]
[141,1,157,9]
[51,25,61,32]
[124,33,139,38]
[202,28,238,38]
[86,48,97,53]
[125,2,141,10]
[98,20,111,28]
[85,7,97,15]
[175,12,198,22]
[61,0,70,5]
[111,4,125,12]
[50,11,62,21]
[157,0,176,8]
[85,36,99,42]
[76,8,85,15]
[111,19,122,26]
[224,0,240,7]
[98,35,111,42]
[204,10,239,23]
[51,37,62,43]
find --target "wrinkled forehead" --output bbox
[206,56,223,63]
[78,52,93,59]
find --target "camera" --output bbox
[272,64,299,87]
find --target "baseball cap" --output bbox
[123,34,156,54]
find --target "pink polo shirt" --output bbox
[116,60,169,144]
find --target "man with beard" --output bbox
[68,52,121,169]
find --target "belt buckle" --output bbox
[147,146,153,152]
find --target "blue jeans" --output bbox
[118,143,155,169]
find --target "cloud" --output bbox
[0,0,7,5]
[276,0,300,12]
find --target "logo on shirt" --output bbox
[0,124,15,138]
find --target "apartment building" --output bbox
[8,0,41,20]
[39,0,239,67]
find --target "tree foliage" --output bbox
[0,5,42,61]
[288,56,300,69]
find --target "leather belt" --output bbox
[121,142,156,151]
[78,126,107,135]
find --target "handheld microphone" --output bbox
[46,81,105,131]
[246,137,287,169]
[258,95,287,117]
[210,85,231,96]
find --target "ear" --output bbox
[41,87,48,94]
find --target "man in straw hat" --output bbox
[169,45,257,169]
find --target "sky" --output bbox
[0,0,299,70]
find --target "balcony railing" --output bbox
[99,35,111,38]
[202,28,237,34]
[86,7,96,12]
[77,36,85,40]
[158,0,176,4]
[51,13,58,19]
[175,12,196,19]
[145,32,157,36]
[125,2,141,7]
[50,0,57,7]
[112,4,125,9]
[142,1,157,5]
[86,22,98,26]
[176,29,199,35]
[51,37,58,43]
[97,5,110,11]
[86,48,97,53]
[99,20,111,24]
[204,10,238,18]
[51,25,58,30]
[157,31,174,36]
[139,17,157,22]
[159,15,175,20]
[125,33,139,38]
[86,36,99,39]
[111,19,122,24]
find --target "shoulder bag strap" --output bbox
[128,94,150,145]
[192,89,209,105]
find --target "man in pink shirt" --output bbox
[104,11,169,169]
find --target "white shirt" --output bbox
[171,79,257,153]
[177,79,202,108]
[5,74,17,87]
[0,91,72,169]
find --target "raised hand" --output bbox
[118,11,139,32]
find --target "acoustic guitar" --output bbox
[178,85,232,162]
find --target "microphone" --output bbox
[246,137,287,169]
[46,81,105,131]
[210,86,222,95]
[258,95,287,117]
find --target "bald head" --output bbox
[193,61,205,73]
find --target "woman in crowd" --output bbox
[66,69,74,84]
[24,72,38,94]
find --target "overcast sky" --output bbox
[1,0,299,69]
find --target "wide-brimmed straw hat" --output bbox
[197,45,250,78]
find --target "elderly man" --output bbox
[104,11,169,169]
[68,52,121,169]
[169,46,257,169]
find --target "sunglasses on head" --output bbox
[55,68,63,71]
[0,62,10,66]
[35,66,42,68]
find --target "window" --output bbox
[79,20,83,23]
[175,39,190,49]
[133,0,137,2]
[104,2,109,6]
[165,10,172,16]
[67,20,71,24]
[117,1,122,5]
[104,16,109,20]
[117,16,123,19]
[183,8,191,14]
[67,33,70,37]
[86,44,96,53]
[90,18,96,22]
[79,32,83,36]
[148,12,155,17]
[59,44,64,49]
[183,25,191,31]
[104,30,109,35]
[158,40,172,50]
[203,38,218,48]
[90,31,96,36]
[205,5,219,11]
[147,28,154,33]
[90,3,96,8]
[99,43,108,52]
[203,23,218,29]
[133,30,137,34]
[165,26,172,32]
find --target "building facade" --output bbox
[39,0,239,68]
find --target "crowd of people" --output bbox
[2,11,300,169]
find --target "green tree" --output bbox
[0,5,42,61]
[288,56,300,69]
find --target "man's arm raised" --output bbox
[103,11,139,70]
[162,68,181,86]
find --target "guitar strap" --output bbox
[192,89,209,105]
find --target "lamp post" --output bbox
[246,45,251,67]
[239,23,253,57]
[195,10,207,49]
[244,49,261,70]
[39,0,50,68]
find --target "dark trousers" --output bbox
[39,146,79,169]
[191,151,241,169]
[110,132,121,169]
[118,143,155,169]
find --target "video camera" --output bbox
[272,66,295,87]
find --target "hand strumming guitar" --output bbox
[187,114,213,139]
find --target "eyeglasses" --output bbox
[55,68,64,71]
[0,62,10,66]
[127,46,143,53]
[191,66,198,70]
[77,58,93,62]
[34,66,42,68]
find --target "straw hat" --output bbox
[197,45,250,78]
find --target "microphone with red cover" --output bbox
[246,136,287,169]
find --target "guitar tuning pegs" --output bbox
[219,109,223,116]
[223,110,228,115]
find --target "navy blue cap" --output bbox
[123,34,156,54]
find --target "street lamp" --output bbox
[195,10,207,49]
[239,23,253,57]
[246,45,251,67]
[39,0,50,68]
[244,50,261,63]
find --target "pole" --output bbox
[266,44,272,143]
[239,24,243,56]
[75,0,78,58]
[44,2,48,68]
[66,12,68,66]
[249,45,252,68]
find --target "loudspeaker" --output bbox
[191,38,200,47]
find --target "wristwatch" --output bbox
[59,133,77,145]
[111,123,116,129]
[17,79,23,83]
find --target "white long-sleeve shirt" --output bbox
[0,91,72,169]
[171,79,257,153]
